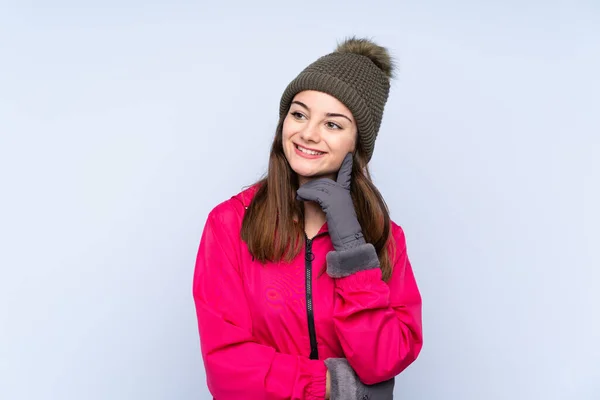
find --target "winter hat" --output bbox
[279,36,395,163]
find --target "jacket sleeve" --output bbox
[193,205,327,400]
[327,223,423,385]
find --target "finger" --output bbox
[298,179,335,193]
[296,187,323,205]
[336,153,353,189]
[296,180,331,202]
[296,182,320,202]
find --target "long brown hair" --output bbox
[241,117,396,281]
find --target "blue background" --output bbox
[1,1,598,398]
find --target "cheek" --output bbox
[281,116,296,141]
[348,133,358,151]
[332,131,357,152]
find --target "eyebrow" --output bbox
[291,101,353,123]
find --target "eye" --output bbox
[290,111,306,120]
[325,121,342,130]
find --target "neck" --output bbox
[303,201,326,238]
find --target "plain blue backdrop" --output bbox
[1,1,598,399]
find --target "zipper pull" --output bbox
[305,238,315,261]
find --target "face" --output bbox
[282,90,358,185]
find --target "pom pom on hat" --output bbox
[335,36,395,79]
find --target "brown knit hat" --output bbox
[279,37,394,163]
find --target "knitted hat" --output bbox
[279,37,394,163]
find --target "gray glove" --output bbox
[296,153,380,278]
[325,358,395,400]
[296,152,364,251]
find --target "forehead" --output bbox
[292,90,352,115]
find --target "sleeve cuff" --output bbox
[325,243,380,278]
[306,361,328,400]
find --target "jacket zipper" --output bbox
[305,234,319,360]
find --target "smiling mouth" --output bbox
[295,144,325,156]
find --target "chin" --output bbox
[291,164,336,183]
[285,148,336,179]
[289,162,319,178]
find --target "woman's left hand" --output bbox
[296,153,365,251]
[325,358,395,400]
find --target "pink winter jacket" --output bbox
[192,185,423,399]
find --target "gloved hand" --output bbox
[296,152,365,251]
[296,153,380,278]
[325,358,395,400]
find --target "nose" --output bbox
[299,122,321,143]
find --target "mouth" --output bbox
[294,143,326,158]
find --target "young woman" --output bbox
[193,37,423,399]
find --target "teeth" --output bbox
[297,145,323,156]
